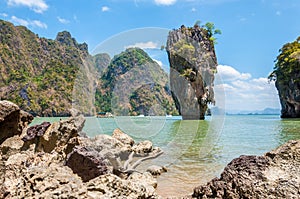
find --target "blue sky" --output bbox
[1,0,300,111]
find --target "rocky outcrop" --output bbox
[275,69,300,118]
[0,100,161,198]
[112,128,135,146]
[0,100,33,144]
[189,140,300,199]
[22,121,51,141]
[147,165,167,176]
[269,37,300,118]
[66,146,113,182]
[166,25,217,120]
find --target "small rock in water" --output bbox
[112,128,135,146]
[133,140,153,154]
[147,165,167,176]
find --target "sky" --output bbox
[1,0,300,111]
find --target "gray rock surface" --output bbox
[275,74,300,118]
[133,140,153,154]
[0,100,161,198]
[22,121,51,141]
[189,140,300,199]
[34,115,85,156]
[86,173,159,199]
[147,165,167,176]
[66,146,113,182]
[112,128,135,146]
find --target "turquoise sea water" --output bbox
[31,115,300,197]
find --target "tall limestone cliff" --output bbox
[166,25,217,120]
[269,37,300,118]
[0,19,177,116]
[0,20,99,116]
[95,48,178,116]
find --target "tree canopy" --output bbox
[269,36,300,83]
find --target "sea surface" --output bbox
[32,115,300,197]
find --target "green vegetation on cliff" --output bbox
[269,36,300,84]
[0,19,177,116]
[95,48,178,116]
[0,20,88,116]
[269,36,300,118]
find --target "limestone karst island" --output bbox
[0,1,300,198]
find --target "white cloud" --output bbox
[11,16,47,29]
[11,16,29,26]
[7,0,48,13]
[154,0,176,6]
[125,41,158,50]
[0,13,8,17]
[101,6,110,12]
[191,7,197,12]
[217,65,251,81]
[57,17,70,24]
[153,59,163,67]
[31,19,47,28]
[215,65,280,111]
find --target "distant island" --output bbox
[225,108,281,115]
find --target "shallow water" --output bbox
[31,115,300,197]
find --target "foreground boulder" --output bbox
[190,140,300,199]
[66,146,113,182]
[0,100,33,144]
[0,100,161,198]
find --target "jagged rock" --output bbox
[86,173,159,199]
[93,53,111,75]
[166,25,217,120]
[190,140,300,199]
[0,135,24,160]
[35,115,85,155]
[146,165,167,176]
[0,101,164,198]
[22,121,51,142]
[1,152,87,198]
[133,140,153,154]
[275,74,300,118]
[112,128,135,146]
[66,146,113,182]
[79,134,132,160]
[0,101,33,144]
[128,172,158,189]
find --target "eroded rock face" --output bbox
[66,146,113,182]
[34,115,85,155]
[112,128,135,146]
[0,101,161,198]
[22,121,51,142]
[0,100,33,144]
[190,140,300,199]
[166,25,217,120]
[86,173,158,199]
[275,77,300,118]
